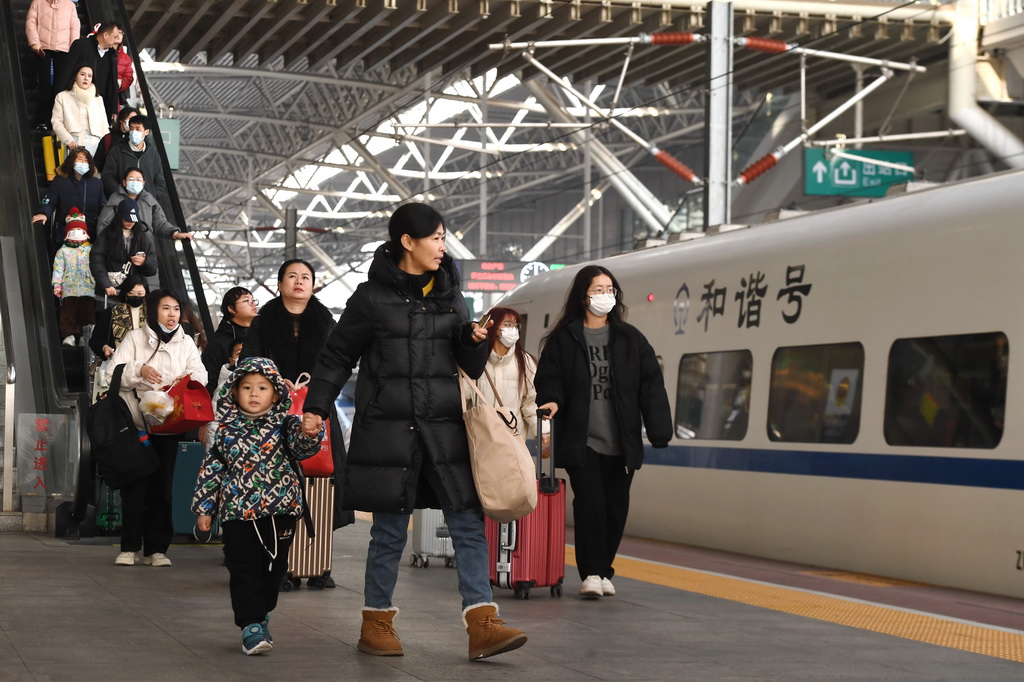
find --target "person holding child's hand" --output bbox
[192,356,324,656]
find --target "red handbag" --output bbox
[288,373,334,477]
[148,374,214,435]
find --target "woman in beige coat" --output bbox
[105,289,207,568]
[51,64,110,155]
[463,306,538,441]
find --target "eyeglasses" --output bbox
[238,297,259,307]
[499,322,520,330]
[586,287,616,297]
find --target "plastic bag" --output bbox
[139,389,174,428]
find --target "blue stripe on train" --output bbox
[643,445,1024,490]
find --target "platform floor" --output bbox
[1,520,1023,681]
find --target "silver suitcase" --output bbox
[410,508,455,568]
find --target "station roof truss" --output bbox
[125,0,955,300]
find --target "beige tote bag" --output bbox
[458,367,538,523]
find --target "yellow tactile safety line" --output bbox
[565,547,1024,663]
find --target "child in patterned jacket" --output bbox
[51,207,96,346]
[193,356,324,656]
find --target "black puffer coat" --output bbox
[241,294,354,529]
[535,319,672,471]
[304,244,488,514]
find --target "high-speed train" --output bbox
[499,168,1021,599]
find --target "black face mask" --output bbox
[125,296,145,308]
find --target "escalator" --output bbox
[0,0,211,538]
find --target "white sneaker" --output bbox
[142,553,172,567]
[114,551,140,566]
[62,335,75,346]
[579,575,603,597]
[601,578,616,596]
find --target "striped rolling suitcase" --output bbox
[485,410,566,598]
[410,508,456,568]
[282,477,335,590]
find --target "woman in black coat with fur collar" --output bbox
[240,258,353,563]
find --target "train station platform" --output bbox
[1,519,1022,680]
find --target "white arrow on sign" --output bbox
[812,161,828,183]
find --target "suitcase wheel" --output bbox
[308,577,327,590]
[410,554,423,568]
[444,557,456,569]
[550,584,563,597]
[280,578,294,592]
[291,577,302,589]
[422,557,429,569]
[513,587,530,600]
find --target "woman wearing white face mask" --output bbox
[535,265,672,599]
[462,307,538,441]
[32,148,106,258]
[105,288,207,568]
[95,167,192,241]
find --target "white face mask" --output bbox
[125,180,143,195]
[587,293,616,317]
[73,162,90,175]
[129,130,144,146]
[498,327,519,348]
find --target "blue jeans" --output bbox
[364,499,493,610]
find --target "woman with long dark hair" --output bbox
[462,306,538,441]
[89,198,157,297]
[32,147,105,257]
[301,202,528,661]
[50,63,109,155]
[535,264,672,598]
[105,288,207,567]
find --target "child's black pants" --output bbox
[222,515,297,628]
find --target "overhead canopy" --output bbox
[124,0,955,301]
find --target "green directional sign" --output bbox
[804,148,914,198]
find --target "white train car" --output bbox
[500,169,1022,598]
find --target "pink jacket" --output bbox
[25,0,80,53]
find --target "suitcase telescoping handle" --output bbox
[536,408,559,494]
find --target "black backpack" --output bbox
[87,364,159,489]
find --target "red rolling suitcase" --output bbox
[485,409,565,599]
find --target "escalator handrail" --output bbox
[0,0,88,500]
[85,0,214,336]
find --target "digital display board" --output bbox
[456,260,565,293]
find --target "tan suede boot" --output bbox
[463,602,528,660]
[358,607,404,656]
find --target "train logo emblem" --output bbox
[674,283,690,335]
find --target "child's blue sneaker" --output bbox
[261,616,272,644]
[242,623,272,655]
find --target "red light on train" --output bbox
[647,293,655,302]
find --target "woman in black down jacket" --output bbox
[302,203,528,662]
[535,264,672,599]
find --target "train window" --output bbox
[884,332,1007,449]
[675,350,752,440]
[767,343,864,444]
